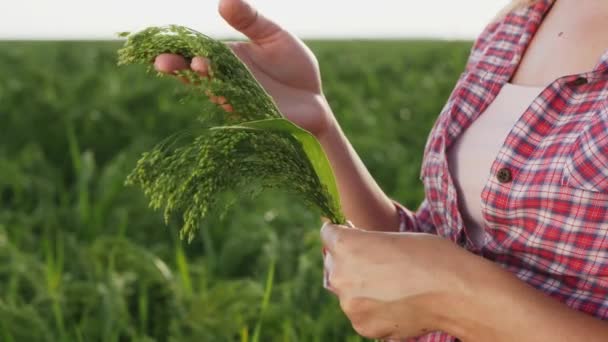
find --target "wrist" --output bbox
[317,120,339,147]
[315,97,340,146]
[433,255,519,341]
[423,248,495,339]
[415,292,469,338]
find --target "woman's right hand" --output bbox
[154,0,335,138]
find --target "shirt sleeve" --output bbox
[393,199,436,234]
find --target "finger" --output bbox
[204,89,219,104]
[323,250,334,272]
[202,90,225,104]
[323,252,338,294]
[218,0,282,42]
[157,54,234,112]
[321,222,357,254]
[221,104,234,112]
[154,53,189,74]
[190,56,211,78]
[204,89,234,112]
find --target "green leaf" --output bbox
[212,118,343,223]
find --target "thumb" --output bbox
[218,0,283,42]
[321,222,364,254]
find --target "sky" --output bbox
[0,0,509,40]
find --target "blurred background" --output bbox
[0,1,507,341]
[2,0,505,40]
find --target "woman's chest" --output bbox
[418,0,608,321]
[511,0,608,86]
[421,67,608,285]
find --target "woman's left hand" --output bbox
[320,223,477,340]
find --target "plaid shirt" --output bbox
[397,1,608,340]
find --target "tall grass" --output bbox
[0,40,470,341]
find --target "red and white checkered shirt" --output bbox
[397,1,608,340]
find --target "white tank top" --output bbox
[447,83,545,248]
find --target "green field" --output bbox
[0,40,471,341]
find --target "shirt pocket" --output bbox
[561,109,608,193]
[553,105,608,285]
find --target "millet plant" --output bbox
[118,25,345,241]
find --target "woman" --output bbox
[155,0,608,340]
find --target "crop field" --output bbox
[0,40,471,341]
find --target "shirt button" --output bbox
[572,76,588,86]
[497,167,513,183]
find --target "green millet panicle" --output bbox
[118,25,281,123]
[119,26,345,241]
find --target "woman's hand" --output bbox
[320,223,476,340]
[321,223,608,341]
[320,223,472,339]
[154,0,334,138]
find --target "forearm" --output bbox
[440,257,608,341]
[317,108,400,231]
